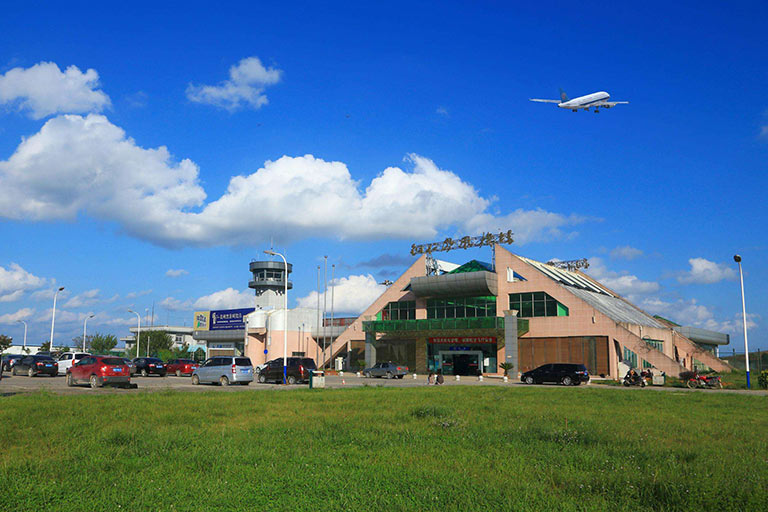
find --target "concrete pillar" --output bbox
[503,310,519,377]
[365,331,376,367]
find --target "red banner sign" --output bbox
[428,337,496,344]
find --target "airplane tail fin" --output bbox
[559,88,568,103]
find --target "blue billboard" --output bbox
[209,308,255,330]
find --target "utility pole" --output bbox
[323,256,328,370]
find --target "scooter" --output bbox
[623,374,647,387]
[686,373,722,389]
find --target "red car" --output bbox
[166,359,199,377]
[66,355,132,389]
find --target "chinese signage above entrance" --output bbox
[429,337,497,344]
[410,230,513,256]
[193,308,255,331]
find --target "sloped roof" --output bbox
[448,260,494,274]
[517,256,612,295]
[566,287,666,328]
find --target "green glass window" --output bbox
[380,301,415,321]
[623,347,638,368]
[644,338,664,352]
[427,296,496,319]
[509,292,568,318]
[642,359,653,369]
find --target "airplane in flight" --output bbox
[530,90,629,112]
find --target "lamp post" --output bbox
[17,320,27,352]
[49,287,65,353]
[82,314,95,352]
[128,309,141,358]
[264,250,288,384]
[734,254,751,388]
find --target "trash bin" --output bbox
[309,370,325,389]
[652,374,665,386]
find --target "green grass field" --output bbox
[1,386,766,511]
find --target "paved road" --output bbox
[1,372,765,396]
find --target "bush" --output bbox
[499,362,514,376]
[758,370,768,390]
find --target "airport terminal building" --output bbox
[328,245,730,379]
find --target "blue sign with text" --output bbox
[209,308,255,331]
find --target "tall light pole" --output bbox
[49,286,64,353]
[316,265,321,366]
[265,250,288,384]
[145,308,151,356]
[128,309,141,358]
[329,263,336,370]
[17,320,27,352]
[323,256,328,369]
[82,314,95,352]
[734,255,751,388]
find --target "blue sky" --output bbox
[0,0,765,352]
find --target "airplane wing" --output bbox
[592,101,629,107]
[529,99,560,103]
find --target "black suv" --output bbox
[521,363,590,386]
[132,357,167,377]
[257,357,317,384]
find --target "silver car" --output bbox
[191,356,254,386]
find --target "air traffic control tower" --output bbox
[248,259,293,310]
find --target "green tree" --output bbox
[89,333,118,354]
[40,341,51,352]
[193,348,206,362]
[0,334,13,354]
[135,331,173,357]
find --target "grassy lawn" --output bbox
[1,387,766,511]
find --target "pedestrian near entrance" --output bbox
[436,370,444,385]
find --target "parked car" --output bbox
[66,355,132,388]
[192,356,254,386]
[12,355,58,377]
[362,362,409,379]
[122,358,136,375]
[520,363,590,386]
[56,352,91,375]
[166,359,199,377]
[132,357,167,377]
[257,357,317,384]
[2,354,24,372]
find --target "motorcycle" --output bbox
[623,374,647,387]
[686,373,722,389]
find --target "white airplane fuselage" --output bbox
[558,91,609,109]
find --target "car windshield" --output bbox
[35,356,55,362]
[101,358,125,365]
[235,358,252,367]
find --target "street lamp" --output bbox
[49,287,64,353]
[734,254,751,388]
[128,309,141,358]
[83,314,95,352]
[264,250,288,384]
[17,320,27,352]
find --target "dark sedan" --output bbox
[2,354,24,372]
[520,363,590,386]
[12,355,59,377]
[362,362,409,379]
[132,357,167,377]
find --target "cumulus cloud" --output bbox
[586,258,659,296]
[63,289,102,308]
[0,263,49,302]
[639,296,758,334]
[165,269,189,278]
[193,288,253,310]
[125,289,152,299]
[610,245,643,260]
[0,115,585,247]
[296,274,386,314]
[436,106,449,116]
[677,258,737,285]
[0,307,35,324]
[0,62,110,119]
[186,56,281,111]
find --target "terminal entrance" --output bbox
[439,351,483,376]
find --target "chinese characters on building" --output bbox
[410,230,514,256]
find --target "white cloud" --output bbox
[165,269,189,278]
[436,106,449,116]
[0,263,49,302]
[677,257,737,285]
[0,62,110,119]
[586,258,659,296]
[63,289,101,308]
[610,245,643,260]
[296,274,386,314]
[0,307,35,324]
[639,296,758,334]
[30,288,69,301]
[126,289,152,299]
[159,296,192,311]
[0,116,586,247]
[192,288,253,310]
[186,56,282,111]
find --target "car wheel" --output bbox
[89,375,100,389]
[397,375,404,379]
[716,381,723,389]
[28,368,35,378]
[386,371,393,379]
[191,374,200,385]
[258,373,266,383]
[141,369,148,377]
[525,376,534,385]
[66,373,74,387]
[686,379,697,389]
[287,375,297,385]
[364,371,371,378]
[219,376,229,386]
[176,370,182,377]
[562,376,573,386]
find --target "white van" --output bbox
[57,352,91,375]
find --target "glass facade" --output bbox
[380,301,415,321]
[623,347,638,368]
[427,342,497,375]
[426,296,496,319]
[375,339,417,370]
[509,292,569,318]
[644,338,664,352]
